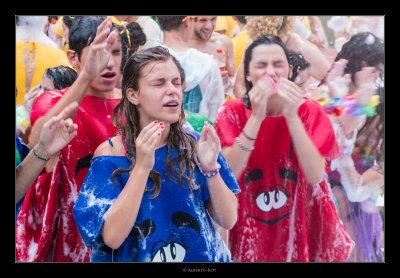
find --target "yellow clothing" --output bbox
[16,41,71,105]
[215,16,240,38]
[109,16,125,26]
[297,16,311,31]
[53,16,69,52]
[232,30,250,71]
[53,17,64,37]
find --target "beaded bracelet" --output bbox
[32,146,50,162]
[235,137,254,151]
[199,162,221,178]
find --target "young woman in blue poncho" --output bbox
[73,46,240,262]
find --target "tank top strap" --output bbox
[117,133,127,154]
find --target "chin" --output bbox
[163,116,181,125]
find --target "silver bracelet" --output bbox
[242,129,256,141]
[235,137,254,152]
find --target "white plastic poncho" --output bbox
[166,47,225,122]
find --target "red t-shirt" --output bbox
[214,98,354,262]
[16,88,120,262]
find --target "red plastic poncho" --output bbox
[16,88,120,261]
[214,98,354,262]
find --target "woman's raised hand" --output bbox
[197,122,221,171]
[134,121,165,172]
[276,77,305,119]
[325,59,351,98]
[37,101,79,157]
[83,17,118,81]
[354,66,379,105]
[248,75,276,122]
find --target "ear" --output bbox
[246,74,252,83]
[67,50,80,71]
[126,87,140,105]
[288,64,293,80]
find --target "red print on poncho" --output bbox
[16,88,120,261]
[214,98,354,262]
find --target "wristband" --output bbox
[199,162,221,178]
[32,146,50,162]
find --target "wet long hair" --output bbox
[288,50,310,82]
[111,46,200,198]
[242,35,292,108]
[331,32,384,169]
[333,32,384,83]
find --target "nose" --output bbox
[204,20,214,30]
[165,81,180,95]
[265,65,277,81]
[106,54,116,69]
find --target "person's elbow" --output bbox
[220,196,239,230]
[305,159,325,185]
[102,229,125,250]
[306,172,324,185]
[101,219,126,250]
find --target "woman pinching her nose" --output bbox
[213,35,353,262]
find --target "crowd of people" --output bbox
[15,15,384,263]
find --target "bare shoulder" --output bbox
[213,32,233,46]
[93,136,125,158]
[287,32,307,48]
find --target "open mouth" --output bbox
[163,101,179,108]
[101,72,116,82]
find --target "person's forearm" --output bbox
[332,155,383,202]
[15,144,48,203]
[221,115,262,179]
[233,63,246,99]
[294,34,330,81]
[206,174,238,230]
[285,115,325,184]
[337,113,366,137]
[29,71,91,147]
[101,165,150,249]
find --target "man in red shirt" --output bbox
[214,35,354,262]
[16,17,121,262]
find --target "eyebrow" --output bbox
[278,168,298,184]
[135,219,156,242]
[172,211,200,237]
[150,77,181,83]
[255,59,284,65]
[245,168,263,188]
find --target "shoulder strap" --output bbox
[117,134,127,154]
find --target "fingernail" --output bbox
[154,121,158,124]
[158,133,161,136]
[159,122,164,125]
[161,126,165,129]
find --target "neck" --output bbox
[86,87,121,99]
[127,16,139,22]
[238,22,246,32]
[163,30,189,51]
